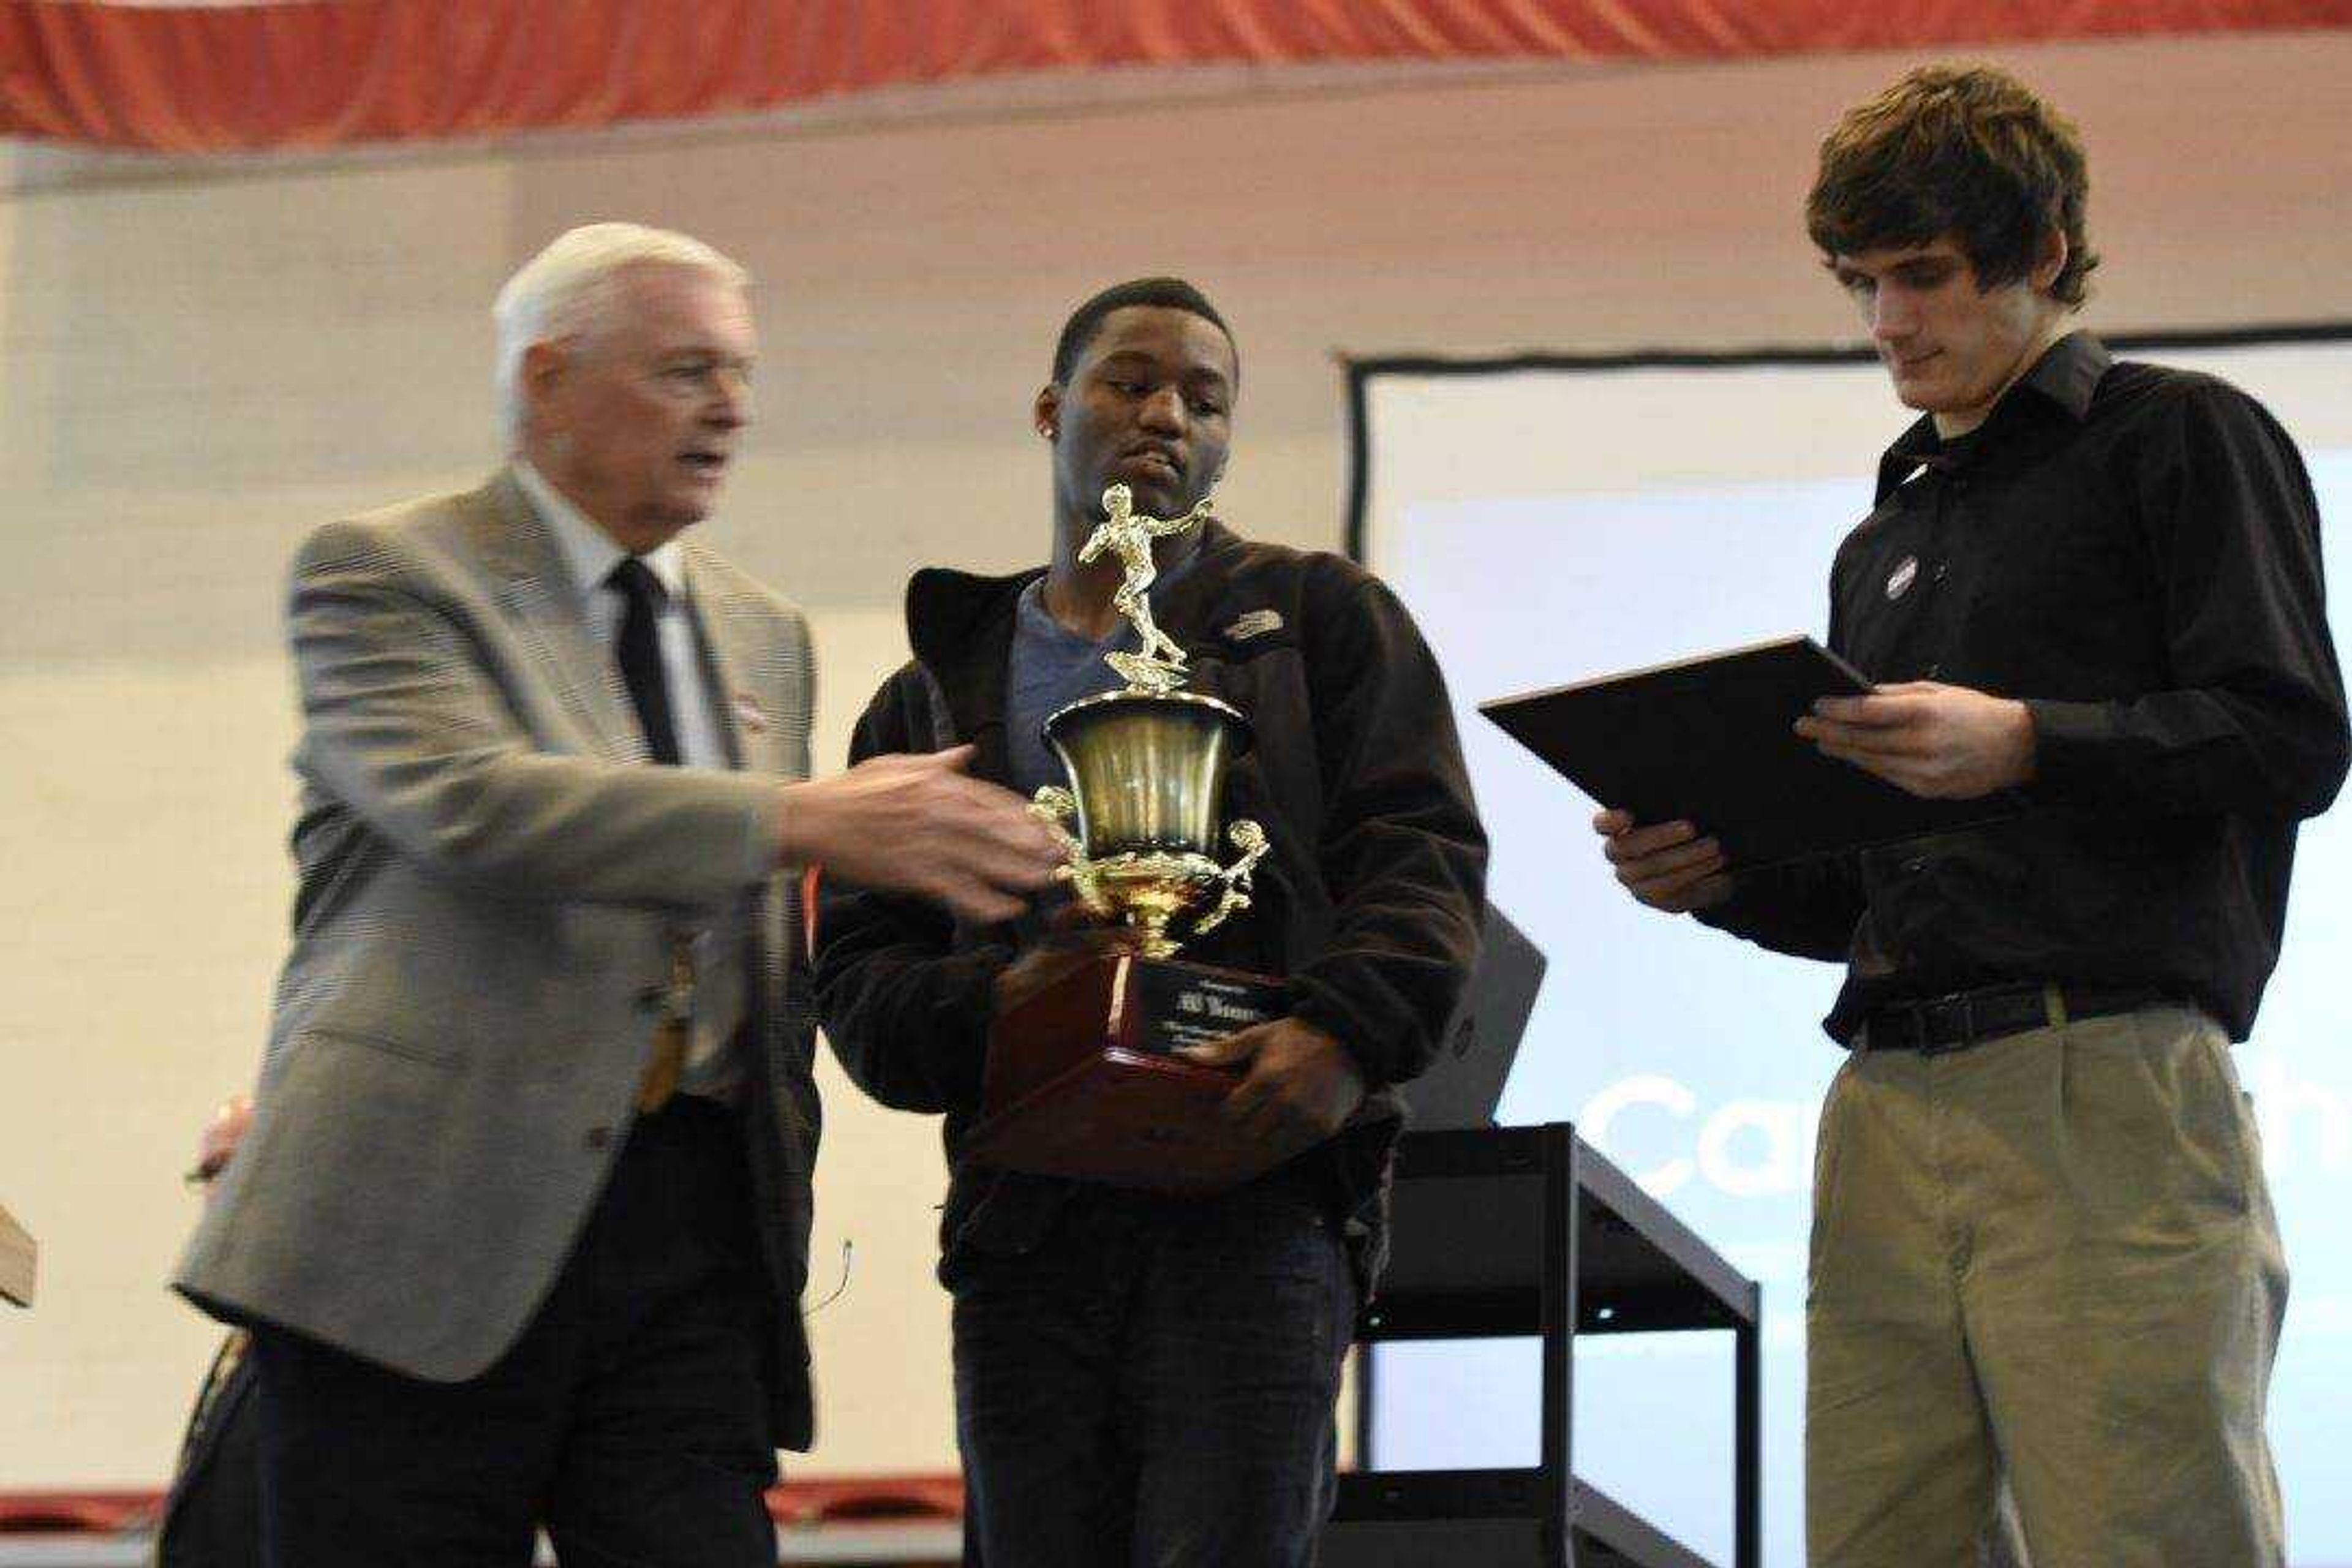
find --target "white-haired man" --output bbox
[175,223,1063,1567]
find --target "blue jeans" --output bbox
[949,1175,1359,1568]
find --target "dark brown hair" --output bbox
[1807,64,2098,307]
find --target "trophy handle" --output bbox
[1030,785,1077,837]
[1030,786,1110,917]
[1189,820,1269,938]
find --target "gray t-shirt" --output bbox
[1004,550,1202,798]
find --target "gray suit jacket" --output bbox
[175,470,822,1449]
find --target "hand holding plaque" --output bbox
[963,484,1296,1196]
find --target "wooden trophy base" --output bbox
[965,949,1291,1196]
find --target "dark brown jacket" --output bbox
[813,521,1487,1286]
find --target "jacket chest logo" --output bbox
[1885,556,1920,601]
[1223,608,1284,642]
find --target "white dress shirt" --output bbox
[516,461,728,770]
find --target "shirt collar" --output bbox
[513,459,689,605]
[1876,330,2111,498]
[2025,328,2110,421]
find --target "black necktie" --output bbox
[608,557,681,765]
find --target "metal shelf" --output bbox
[1326,1123,1761,1568]
[1328,1472,1715,1567]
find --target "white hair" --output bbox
[492,222,749,447]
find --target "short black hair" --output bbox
[1050,277,1237,385]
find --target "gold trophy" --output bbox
[963,484,1291,1194]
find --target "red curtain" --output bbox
[4,0,2346,154]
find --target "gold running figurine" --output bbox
[1077,482,1214,693]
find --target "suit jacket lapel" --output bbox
[680,544,778,777]
[680,546,805,1167]
[473,471,645,764]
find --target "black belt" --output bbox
[1855,982,2165,1055]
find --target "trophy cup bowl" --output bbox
[1044,689,1252,958]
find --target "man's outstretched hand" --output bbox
[783,746,1066,924]
[1178,1018,1366,1159]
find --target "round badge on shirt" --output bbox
[1886,555,1920,601]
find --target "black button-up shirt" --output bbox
[1704,331,2348,1042]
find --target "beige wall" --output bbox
[3,32,2349,1486]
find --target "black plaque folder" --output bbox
[1479,635,2016,869]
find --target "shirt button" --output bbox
[583,1126,615,1152]
[1902,858,1927,876]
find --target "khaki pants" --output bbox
[1806,1003,2288,1567]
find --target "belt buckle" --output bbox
[1915,990,1978,1057]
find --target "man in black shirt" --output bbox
[1595,65,2345,1567]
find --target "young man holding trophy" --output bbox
[814,277,1487,1566]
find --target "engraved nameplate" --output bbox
[1130,963,1290,1055]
